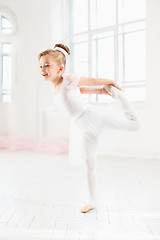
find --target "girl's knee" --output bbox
[85,158,96,170]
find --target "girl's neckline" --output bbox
[53,78,64,96]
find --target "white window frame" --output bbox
[0,5,16,103]
[63,0,146,102]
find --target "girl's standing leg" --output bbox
[80,136,98,213]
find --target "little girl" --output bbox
[38,44,140,213]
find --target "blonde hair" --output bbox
[38,44,70,67]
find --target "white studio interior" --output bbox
[0,0,160,239]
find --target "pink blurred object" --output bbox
[0,136,68,155]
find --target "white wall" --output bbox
[0,0,52,137]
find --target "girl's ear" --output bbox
[58,65,64,74]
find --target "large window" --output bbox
[65,0,146,102]
[0,14,15,103]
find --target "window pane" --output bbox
[71,34,88,43]
[119,23,146,83]
[118,0,146,23]
[2,56,12,89]
[92,32,114,102]
[90,0,115,29]
[73,43,88,75]
[92,32,114,79]
[1,16,12,33]
[123,86,146,102]
[123,21,146,32]
[72,35,88,75]
[2,93,12,103]
[2,43,12,53]
[70,0,88,34]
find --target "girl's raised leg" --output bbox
[110,86,140,130]
[102,86,140,131]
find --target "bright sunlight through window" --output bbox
[65,0,146,102]
[0,15,13,103]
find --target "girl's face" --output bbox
[39,55,63,82]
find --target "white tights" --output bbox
[83,137,98,205]
[83,89,140,205]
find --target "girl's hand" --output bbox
[106,80,122,91]
[102,87,112,96]
[102,80,122,96]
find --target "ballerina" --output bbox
[38,43,140,213]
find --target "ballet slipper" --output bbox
[104,85,120,99]
[80,204,96,213]
[103,85,112,96]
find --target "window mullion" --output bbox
[122,27,125,85]
[119,18,146,28]
[0,16,1,32]
[66,25,116,41]
[62,0,67,43]
[68,0,74,73]
[88,0,92,103]
[88,0,92,77]
[0,11,15,103]
[0,50,2,94]
[115,0,119,83]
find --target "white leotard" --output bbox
[54,73,86,119]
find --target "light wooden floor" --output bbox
[0,150,160,240]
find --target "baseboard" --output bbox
[98,152,160,161]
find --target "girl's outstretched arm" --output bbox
[78,76,121,90]
[80,87,111,96]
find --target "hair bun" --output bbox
[54,44,70,56]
